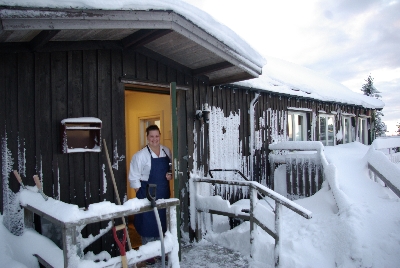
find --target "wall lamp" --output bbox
[195,103,211,123]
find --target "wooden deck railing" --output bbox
[366,137,400,198]
[20,190,180,268]
[191,177,312,267]
[269,141,325,200]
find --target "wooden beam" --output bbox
[0,30,13,42]
[192,61,234,76]
[122,29,172,49]
[0,42,30,53]
[133,46,193,77]
[29,30,60,51]
[0,8,263,77]
[0,40,123,53]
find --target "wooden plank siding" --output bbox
[0,47,201,254]
[204,85,375,202]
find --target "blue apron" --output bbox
[134,146,170,238]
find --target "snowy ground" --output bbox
[193,142,400,267]
[1,142,400,267]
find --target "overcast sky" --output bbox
[184,0,400,135]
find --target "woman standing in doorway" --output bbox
[128,125,172,254]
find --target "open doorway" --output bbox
[125,89,172,199]
[124,87,172,249]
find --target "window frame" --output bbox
[358,117,369,145]
[319,114,336,146]
[342,116,353,144]
[288,111,308,141]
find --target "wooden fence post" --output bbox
[249,184,257,259]
[274,202,282,267]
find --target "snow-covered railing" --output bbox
[19,189,180,268]
[318,146,351,211]
[366,137,400,198]
[269,141,324,200]
[191,177,312,267]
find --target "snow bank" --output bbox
[371,136,400,150]
[365,147,400,195]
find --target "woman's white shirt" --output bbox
[128,145,171,189]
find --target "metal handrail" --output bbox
[192,178,312,267]
[208,169,249,181]
[208,169,276,210]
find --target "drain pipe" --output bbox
[249,93,260,181]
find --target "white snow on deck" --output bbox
[200,142,400,267]
[276,143,400,267]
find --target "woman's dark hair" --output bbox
[146,125,161,136]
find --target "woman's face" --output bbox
[147,129,161,147]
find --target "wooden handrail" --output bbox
[366,139,400,198]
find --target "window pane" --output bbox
[344,118,351,143]
[295,115,303,141]
[359,118,367,145]
[288,114,293,141]
[319,116,327,146]
[288,112,308,141]
[327,116,334,146]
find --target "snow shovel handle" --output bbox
[146,184,157,208]
[112,225,127,256]
[33,175,48,201]
[112,224,128,268]
[13,170,27,189]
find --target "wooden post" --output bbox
[274,202,282,267]
[62,226,76,267]
[249,184,257,259]
[193,180,202,242]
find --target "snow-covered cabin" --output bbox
[219,56,385,196]
[0,0,264,258]
[0,0,385,264]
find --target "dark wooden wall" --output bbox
[198,86,374,190]
[0,49,126,255]
[0,47,204,254]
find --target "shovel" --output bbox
[112,222,128,268]
[147,184,166,268]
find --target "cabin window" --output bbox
[288,111,307,141]
[319,114,335,146]
[358,117,368,145]
[342,116,353,144]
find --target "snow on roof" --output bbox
[233,56,385,109]
[0,0,266,69]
